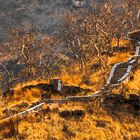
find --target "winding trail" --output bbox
[103,46,140,91]
[0,45,140,124]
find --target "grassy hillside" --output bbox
[0,0,140,140]
[0,47,139,140]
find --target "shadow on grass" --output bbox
[22,83,92,97]
[103,94,140,120]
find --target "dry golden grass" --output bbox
[1,102,139,140]
[0,50,140,140]
[112,38,128,46]
[126,69,140,95]
[108,52,132,65]
[13,80,49,91]
[60,51,133,91]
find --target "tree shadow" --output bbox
[59,109,85,119]
[103,94,140,120]
[22,83,92,97]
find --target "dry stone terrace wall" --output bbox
[0,45,140,124]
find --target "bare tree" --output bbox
[0,26,62,96]
[9,28,62,81]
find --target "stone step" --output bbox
[113,68,128,78]
[109,79,119,84]
[117,62,129,68]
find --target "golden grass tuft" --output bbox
[112,38,128,46]
[126,69,140,95]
